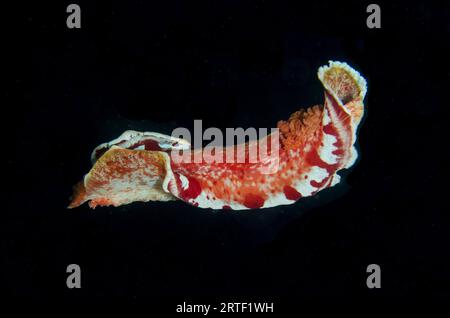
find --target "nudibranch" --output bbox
[69,61,367,210]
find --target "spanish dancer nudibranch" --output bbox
[69,61,367,210]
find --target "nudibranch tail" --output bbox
[69,61,367,210]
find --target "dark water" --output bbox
[4,0,449,308]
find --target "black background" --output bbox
[3,0,449,309]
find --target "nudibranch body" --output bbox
[69,61,367,210]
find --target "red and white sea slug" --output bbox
[69,61,367,210]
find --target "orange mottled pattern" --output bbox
[322,66,360,104]
[87,148,165,188]
[69,148,170,208]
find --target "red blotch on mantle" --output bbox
[243,194,265,209]
[283,185,302,201]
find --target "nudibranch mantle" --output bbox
[69,61,367,210]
